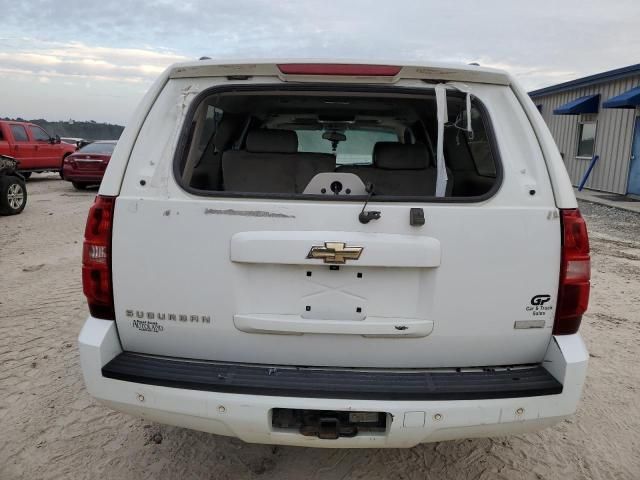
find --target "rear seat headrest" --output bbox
[373,142,431,170]
[245,129,298,153]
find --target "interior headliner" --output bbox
[205,90,469,124]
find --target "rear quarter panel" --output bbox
[508,76,577,208]
[99,72,172,196]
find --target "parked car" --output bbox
[62,140,117,190]
[0,120,76,178]
[0,155,27,215]
[78,60,590,448]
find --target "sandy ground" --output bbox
[1,174,639,480]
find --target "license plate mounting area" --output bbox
[271,408,387,439]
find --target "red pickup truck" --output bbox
[0,121,77,177]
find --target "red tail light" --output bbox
[277,63,401,76]
[82,195,116,320]
[554,209,590,335]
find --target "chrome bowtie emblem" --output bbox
[306,242,363,264]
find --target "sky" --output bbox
[1,0,639,125]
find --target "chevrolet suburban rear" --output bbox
[78,60,590,447]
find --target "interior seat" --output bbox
[340,142,452,196]
[222,129,299,193]
[336,164,376,187]
[222,129,335,194]
[294,152,336,193]
[444,129,494,196]
[190,114,244,190]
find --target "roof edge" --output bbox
[167,59,511,85]
[529,63,640,97]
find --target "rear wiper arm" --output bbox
[359,183,381,224]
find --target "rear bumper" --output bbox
[102,352,563,400]
[62,165,105,182]
[79,317,588,448]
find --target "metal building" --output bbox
[529,64,640,197]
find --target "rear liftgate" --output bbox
[112,74,560,369]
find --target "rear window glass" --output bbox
[176,88,499,200]
[79,142,116,154]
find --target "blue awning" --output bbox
[553,94,600,115]
[602,86,640,109]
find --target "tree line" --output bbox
[1,118,124,141]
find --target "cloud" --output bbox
[469,58,580,90]
[0,40,189,84]
[1,0,639,122]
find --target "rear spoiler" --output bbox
[169,61,511,86]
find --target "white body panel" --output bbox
[81,59,586,445]
[508,76,578,208]
[109,77,561,368]
[79,317,588,448]
[230,230,442,267]
[168,59,512,85]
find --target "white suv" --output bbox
[78,60,590,447]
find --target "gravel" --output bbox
[1,175,638,480]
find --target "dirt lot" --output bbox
[1,175,639,480]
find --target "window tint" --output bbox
[577,122,596,158]
[198,106,222,150]
[29,125,51,142]
[10,125,28,142]
[466,108,496,177]
[79,142,116,154]
[297,129,398,165]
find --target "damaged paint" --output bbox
[204,208,294,218]
[179,85,199,111]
